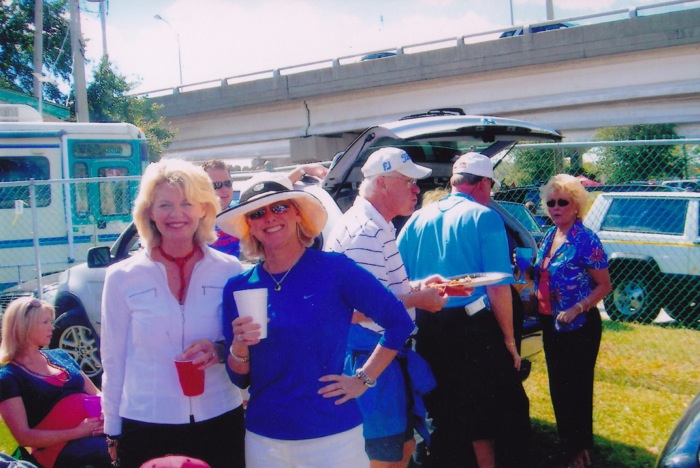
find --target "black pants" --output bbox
[416,307,531,468]
[540,308,602,454]
[54,435,112,468]
[118,405,246,468]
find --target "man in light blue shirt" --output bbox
[397,152,529,468]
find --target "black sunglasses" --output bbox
[246,203,291,220]
[546,199,570,208]
[212,180,233,190]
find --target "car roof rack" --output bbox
[399,108,466,120]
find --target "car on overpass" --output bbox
[361,51,397,61]
[499,22,576,38]
[4,109,562,384]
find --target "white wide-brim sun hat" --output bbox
[216,172,328,240]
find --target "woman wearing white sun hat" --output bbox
[217,172,414,468]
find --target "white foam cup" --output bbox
[233,288,268,339]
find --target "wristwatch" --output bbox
[298,167,307,179]
[355,369,377,388]
[106,435,120,448]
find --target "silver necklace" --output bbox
[264,257,300,291]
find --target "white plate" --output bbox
[447,272,511,287]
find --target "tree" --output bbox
[0,0,72,104]
[87,58,175,161]
[595,124,684,183]
[509,147,573,186]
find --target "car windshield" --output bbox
[600,197,688,235]
[499,202,543,233]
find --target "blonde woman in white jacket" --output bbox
[100,159,245,468]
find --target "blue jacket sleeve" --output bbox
[335,254,414,350]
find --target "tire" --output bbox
[50,311,103,384]
[604,264,661,324]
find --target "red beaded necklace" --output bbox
[158,244,198,304]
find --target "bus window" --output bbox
[72,162,90,217]
[72,141,134,158]
[0,156,51,209]
[98,167,131,215]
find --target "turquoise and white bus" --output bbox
[0,105,148,290]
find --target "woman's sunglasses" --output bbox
[212,180,233,190]
[24,298,42,316]
[246,203,291,220]
[546,199,570,208]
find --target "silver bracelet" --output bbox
[355,369,377,388]
[229,345,250,363]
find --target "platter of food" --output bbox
[449,272,511,287]
[427,272,511,296]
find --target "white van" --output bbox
[0,105,148,290]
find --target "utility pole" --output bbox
[546,0,554,20]
[70,0,89,122]
[33,0,43,112]
[98,0,107,58]
[154,14,183,86]
[508,0,514,25]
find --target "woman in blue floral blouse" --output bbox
[534,174,612,468]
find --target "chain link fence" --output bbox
[1,141,699,328]
[0,176,139,295]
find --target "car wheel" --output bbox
[50,312,103,383]
[604,265,661,324]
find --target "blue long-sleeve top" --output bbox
[222,248,414,440]
[0,350,85,427]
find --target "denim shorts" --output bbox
[365,426,414,462]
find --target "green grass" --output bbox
[0,420,15,455]
[1,321,698,465]
[523,320,700,467]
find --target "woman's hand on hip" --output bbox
[318,374,368,405]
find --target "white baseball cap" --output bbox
[361,147,432,179]
[452,152,501,189]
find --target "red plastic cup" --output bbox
[174,353,205,397]
[83,395,102,418]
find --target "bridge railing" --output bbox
[134,0,700,98]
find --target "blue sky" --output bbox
[77,0,675,94]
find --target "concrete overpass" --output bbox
[148,6,700,165]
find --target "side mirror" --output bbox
[87,246,112,268]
